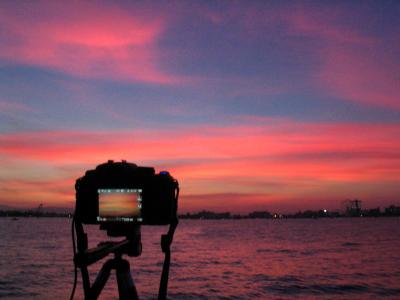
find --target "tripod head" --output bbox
[74,222,142,268]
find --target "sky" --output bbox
[0,1,399,213]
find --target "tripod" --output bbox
[72,219,178,300]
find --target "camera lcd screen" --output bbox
[97,189,143,223]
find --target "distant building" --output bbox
[248,211,272,219]
[384,205,400,216]
[362,207,380,217]
[343,199,362,217]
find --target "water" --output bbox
[0,218,399,299]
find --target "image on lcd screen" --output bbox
[97,189,142,222]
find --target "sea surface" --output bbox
[0,218,399,299]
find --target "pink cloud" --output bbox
[190,4,399,108]
[1,121,400,168]
[0,2,182,84]
[1,119,400,210]
[284,7,400,109]
[319,47,399,108]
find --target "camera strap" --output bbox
[158,218,178,300]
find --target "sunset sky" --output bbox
[0,1,399,213]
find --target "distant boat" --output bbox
[12,217,18,221]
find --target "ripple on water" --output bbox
[341,242,361,247]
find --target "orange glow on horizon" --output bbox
[1,120,399,212]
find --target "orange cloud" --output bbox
[1,120,400,210]
[0,178,74,208]
[0,2,181,84]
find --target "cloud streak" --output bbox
[1,119,399,210]
[285,6,400,109]
[0,2,182,84]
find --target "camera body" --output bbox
[75,160,178,233]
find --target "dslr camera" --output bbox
[71,160,180,300]
[75,160,179,236]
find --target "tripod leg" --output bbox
[81,267,91,300]
[89,259,114,300]
[116,259,139,300]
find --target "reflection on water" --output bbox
[0,218,399,299]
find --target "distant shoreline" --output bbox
[0,210,72,218]
[1,205,399,220]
